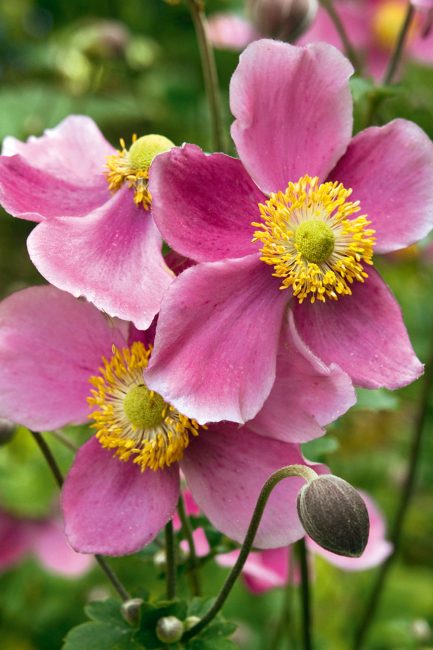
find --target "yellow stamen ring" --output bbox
[87,342,201,471]
[252,175,376,303]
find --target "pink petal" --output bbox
[0,286,128,431]
[249,311,356,443]
[146,254,286,424]
[330,120,433,253]
[298,5,371,50]
[216,547,293,593]
[308,491,393,570]
[180,528,210,558]
[149,144,265,262]
[0,511,32,571]
[27,187,174,329]
[32,520,94,577]
[293,269,423,389]
[230,40,354,194]
[206,12,260,51]
[62,437,180,555]
[181,423,323,548]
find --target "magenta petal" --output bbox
[249,312,355,443]
[330,120,433,253]
[149,144,265,262]
[181,423,323,548]
[62,437,180,555]
[146,255,286,424]
[230,40,354,193]
[293,269,423,389]
[0,511,32,571]
[0,286,128,430]
[32,520,94,577]
[217,547,292,594]
[27,188,174,329]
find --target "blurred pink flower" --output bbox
[0,116,174,328]
[206,12,260,50]
[145,40,432,426]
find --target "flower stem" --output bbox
[318,0,361,71]
[353,326,433,650]
[182,464,318,642]
[177,494,201,596]
[30,430,130,602]
[165,520,177,600]
[268,546,295,650]
[296,538,312,650]
[186,0,225,152]
[383,3,415,85]
[49,429,78,452]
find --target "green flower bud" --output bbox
[297,475,369,557]
[121,598,144,626]
[156,616,184,643]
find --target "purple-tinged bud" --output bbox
[0,418,16,446]
[156,616,184,643]
[121,598,144,626]
[246,0,318,42]
[297,475,369,557]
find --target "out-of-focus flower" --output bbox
[247,0,318,41]
[145,40,432,426]
[0,116,175,328]
[206,13,260,50]
[0,285,340,555]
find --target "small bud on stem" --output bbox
[121,598,144,626]
[156,616,184,643]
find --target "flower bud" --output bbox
[156,616,184,643]
[0,418,16,446]
[246,0,318,42]
[121,598,144,626]
[183,615,201,631]
[297,475,369,557]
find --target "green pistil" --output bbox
[123,385,166,429]
[295,220,335,264]
[128,134,175,171]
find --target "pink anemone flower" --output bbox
[0,116,175,328]
[0,508,92,577]
[206,12,260,50]
[0,285,352,555]
[144,40,433,425]
[216,492,393,594]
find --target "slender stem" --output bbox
[49,429,78,452]
[187,0,225,152]
[165,520,177,600]
[353,325,433,650]
[319,0,361,71]
[30,430,130,602]
[383,4,415,85]
[296,539,312,650]
[268,546,295,650]
[177,495,201,596]
[182,465,318,642]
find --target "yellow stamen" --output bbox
[372,0,418,50]
[252,175,376,304]
[105,134,174,210]
[87,341,201,471]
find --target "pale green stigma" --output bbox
[128,134,175,171]
[295,220,335,264]
[123,384,166,429]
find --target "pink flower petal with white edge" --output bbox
[181,423,325,549]
[32,520,93,577]
[0,511,32,571]
[308,491,393,570]
[0,285,128,431]
[27,187,174,329]
[145,254,287,424]
[230,40,354,194]
[62,437,180,555]
[293,269,423,389]
[149,144,265,263]
[248,311,356,443]
[330,120,433,253]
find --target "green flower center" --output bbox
[295,220,335,263]
[123,384,166,429]
[128,134,175,171]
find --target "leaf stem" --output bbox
[177,494,202,596]
[165,520,177,600]
[383,3,415,85]
[296,538,312,650]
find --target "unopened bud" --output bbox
[153,549,167,569]
[156,616,184,643]
[246,0,318,42]
[183,615,201,631]
[121,598,144,626]
[0,419,16,446]
[297,475,369,557]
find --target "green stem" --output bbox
[177,495,202,596]
[353,325,433,650]
[49,429,78,452]
[30,430,130,602]
[182,464,318,642]
[383,3,415,85]
[187,0,225,152]
[296,539,312,650]
[319,0,361,71]
[165,520,177,600]
[268,546,295,650]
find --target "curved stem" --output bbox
[319,0,361,71]
[187,0,225,152]
[296,539,312,650]
[177,494,201,596]
[182,464,318,642]
[30,430,130,602]
[165,520,177,600]
[353,325,433,650]
[383,3,415,85]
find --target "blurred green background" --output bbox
[1,0,433,648]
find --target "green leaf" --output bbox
[185,638,238,650]
[136,600,187,648]
[302,436,340,461]
[355,388,399,411]
[62,622,143,650]
[85,599,128,627]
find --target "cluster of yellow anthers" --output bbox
[88,341,201,471]
[252,175,376,303]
